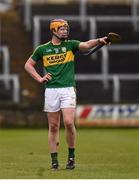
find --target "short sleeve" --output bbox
[31,46,42,62]
[70,40,80,52]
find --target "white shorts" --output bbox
[44,87,76,112]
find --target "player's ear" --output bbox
[50,28,55,36]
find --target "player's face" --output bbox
[56,26,69,39]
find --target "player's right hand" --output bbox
[98,37,108,45]
[40,73,52,83]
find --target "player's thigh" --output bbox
[47,111,61,127]
[62,108,76,125]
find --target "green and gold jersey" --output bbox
[31,40,80,88]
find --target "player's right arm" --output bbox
[24,57,52,83]
[79,37,108,52]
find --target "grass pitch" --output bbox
[0,128,139,179]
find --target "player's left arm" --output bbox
[79,37,108,52]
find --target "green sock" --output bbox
[68,148,75,159]
[51,152,58,164]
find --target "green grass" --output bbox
[0,128,139,179]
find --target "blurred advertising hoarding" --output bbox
[76,104,139,127]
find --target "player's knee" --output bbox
[64,120,74,130]
[49,123,59,134]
